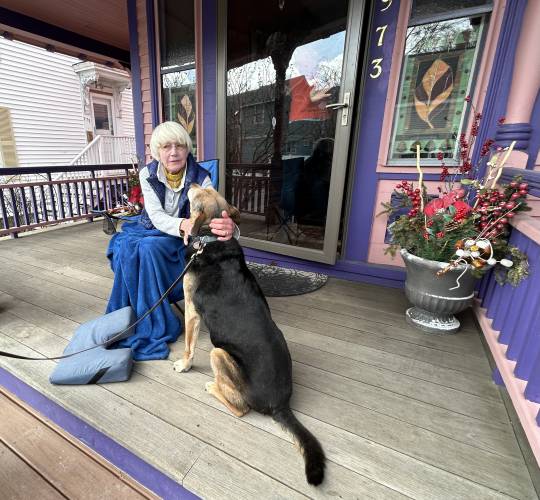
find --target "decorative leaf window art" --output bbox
[158,0,197,152]
[388,5,490,163]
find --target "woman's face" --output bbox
[159,142,188,174]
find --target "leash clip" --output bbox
[191,240,206,254]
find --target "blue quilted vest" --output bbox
[139,154,209,230]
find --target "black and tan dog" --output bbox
[173,184,326,486]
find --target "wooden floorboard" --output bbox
[0,222,537,499]
[0,441,65,500]
[0,389,156,499]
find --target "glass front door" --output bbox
[219,0,366,264]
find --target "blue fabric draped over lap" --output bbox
[106,220,185,361]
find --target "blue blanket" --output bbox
[106,220,185,361]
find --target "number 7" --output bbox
[376,25,388,47]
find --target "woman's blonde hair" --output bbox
[149,121,193,160]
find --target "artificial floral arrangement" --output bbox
[126,155,144,213]
[382,100,530,287]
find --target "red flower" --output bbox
[424,192,472,217]
[453,200,472,216]
[424,198,446,216]
[128,185,144,206]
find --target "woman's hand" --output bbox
[180,218,194,245]
[210,211,235,241]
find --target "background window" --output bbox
[388,1,492,163]
[158,0,197,153]
[0,107,18,167]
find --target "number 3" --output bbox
[369,58,383,79]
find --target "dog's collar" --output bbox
[190,234,219,250]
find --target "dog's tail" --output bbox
[273,407,325,486]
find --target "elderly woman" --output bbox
[106,121,236,361]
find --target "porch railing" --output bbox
[226,163,271,216]
[70,136,136,167]
[474,167,540,464]
[0,165,131,238]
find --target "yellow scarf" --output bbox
[165,169,184,189]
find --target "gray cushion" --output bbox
[50,307,135,385]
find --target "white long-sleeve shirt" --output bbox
[139,163,239,239]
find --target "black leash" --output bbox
[0,243,206,361]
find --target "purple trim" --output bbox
[243,248,405,288]
[345,0,403,262]
[0,367,198,500]
[526,92,540,170]
[202,0,217,159]
[0,7,129,65]
[378,173,445,181]
[128,0,145,160]
[495,122,532,150]
[525,356,540,403]
[491,283,512,336]
[492,366,505,387]
[481,271,497,310]
[515,306,540,380]
[474,0,528,180]
[507,241,540,361]
[496,231,529,343]
[146,0,160,128]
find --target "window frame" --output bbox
[378,0,498,169]
[155,0,202,156]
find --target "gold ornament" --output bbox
[471,259,485,269]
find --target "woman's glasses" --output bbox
[161,143,187,152]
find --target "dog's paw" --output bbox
[205,381,216,393]
[173,358,192,373]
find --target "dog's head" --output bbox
[187,184,241,236]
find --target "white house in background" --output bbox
[0,37,135,169]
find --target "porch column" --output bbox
[495,0,540,167]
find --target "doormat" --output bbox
[246,262,328,297]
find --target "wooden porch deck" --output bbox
[0,221,537,499]
[0,386,157,499]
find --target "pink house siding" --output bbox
[136,0,154,161]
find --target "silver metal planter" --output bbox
[400,249,477,334]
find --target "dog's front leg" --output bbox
[174,274,200,373]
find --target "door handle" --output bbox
[325,102,349,110]
[325,92,350,126]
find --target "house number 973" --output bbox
[369,1,391,79]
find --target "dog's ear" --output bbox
[215,192,241,224]
[227,203,241,224]
[191,212,206,236]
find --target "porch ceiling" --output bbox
[0,0,129,66]
[227,0,348,69]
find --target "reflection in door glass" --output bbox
[226,1,348,250]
